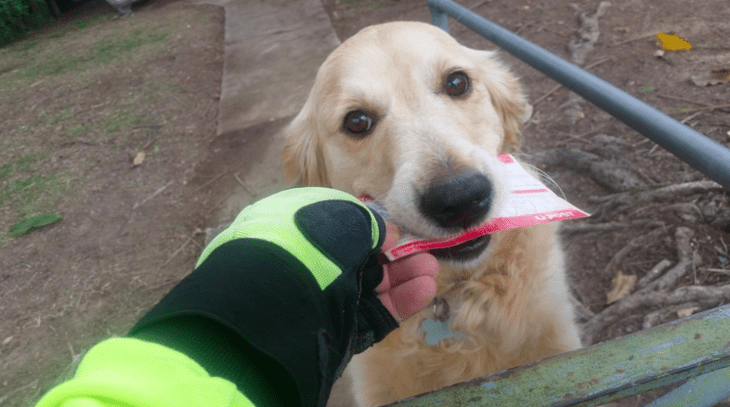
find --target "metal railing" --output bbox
[382,1,730,405]
[428,0,730,190]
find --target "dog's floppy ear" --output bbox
[281,97,330,186]
[467,49,529,154]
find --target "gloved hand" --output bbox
[129,187,438,407]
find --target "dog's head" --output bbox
[283,21,529,265]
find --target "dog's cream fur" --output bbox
[282,21,581,406]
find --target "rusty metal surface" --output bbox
[385,304,730,406]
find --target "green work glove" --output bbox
[129,187,432,407]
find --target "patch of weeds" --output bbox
[0,153,71,230]
[0,163,12,180]
[67,124,90,138]
[367,0,390,10]
[21,53,85,78]
[18,24,170,81]
[94,28,170,64]
[70,14,112,31]
[104,111,137,133]
[0,173,61,210]
[6,36,41,55]
[0,153,48,181]
[49,108,71,125]
[640,86,655,93]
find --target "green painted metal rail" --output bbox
[384,304,730,406]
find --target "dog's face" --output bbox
[283,21,528,265]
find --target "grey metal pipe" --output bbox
[428,0,730,190]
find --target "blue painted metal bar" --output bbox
[428,3,448,31]
[427,0,730,190]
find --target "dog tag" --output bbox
[422,317,467,345]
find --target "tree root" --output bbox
[589,180,724,217]
[603,228,666,277]
[581,227,700,345]
[530,146,655,192]
[561,219,658,234]
[564,1,611,126]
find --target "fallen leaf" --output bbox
[676,307,699,318]
[606,272,637,304]
[691,69,730,87]
[9,213,63,237]
[133,151,146,166]
[714,69,730,81]
[656,33,692,51]
[2,336,12,346]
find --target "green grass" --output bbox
[5,23,170,83]
[640,86,656,94]
[104,111,137,133]
[367,0,390,10]
[0,153,47,180]
[341,0,392,9]
[0,152,65,246]
[0,5,194,249]
[94,28,169,64]
[68,123,91,138]
[1,173,64,210]
[49,108,71,125]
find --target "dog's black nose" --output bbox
[419,172,493,229]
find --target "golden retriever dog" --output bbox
[282,21,581,406]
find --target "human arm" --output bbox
[35,187,438,407]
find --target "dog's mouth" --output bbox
[359,195,494,262]
[428,234,491,262]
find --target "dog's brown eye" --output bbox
[343,110,373,136]
[445,72,469,97]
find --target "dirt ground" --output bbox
[0,1,223,405]
[1,0,729,406]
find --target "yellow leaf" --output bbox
[656,33,692,51]
[606,272,636,304]
[133,151,146,166]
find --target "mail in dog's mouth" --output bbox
[360,196,493,262]
[428,234,491,261]
[360,155,590,264]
